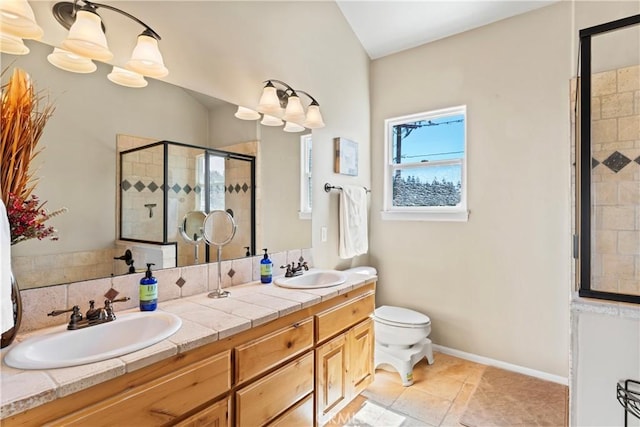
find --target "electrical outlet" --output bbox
[321,226,327,242]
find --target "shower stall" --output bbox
[119,140,255,267]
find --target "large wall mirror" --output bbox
[4,41,311,289]
[577,14,640,304]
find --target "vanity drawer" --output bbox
[316,292,375,343]
[269,393,314,427]
[235,317,313,384]
[54,350,231,426]
[235,351,314,427]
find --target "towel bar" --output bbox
[324,183,370,193]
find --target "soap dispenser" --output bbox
[260,249,273,284]
[140,263,158,311]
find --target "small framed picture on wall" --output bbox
[334,137,358,176]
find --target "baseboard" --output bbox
[432,344,569,386]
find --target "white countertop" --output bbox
[0,273,376,419]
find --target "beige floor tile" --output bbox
[390,387,452,426]
[362,370,407,407]
[412,374,465,401]
[440,383,477,427]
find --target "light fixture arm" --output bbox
[54,0,162,40]
[296,90,320,106]
[265,79,297,95]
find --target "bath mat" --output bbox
[460,366,568,427]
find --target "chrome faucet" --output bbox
[48,297,130,330]
[281,259,309,277]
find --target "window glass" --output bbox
[384,106,467,220]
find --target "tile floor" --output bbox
[327,351,489,427]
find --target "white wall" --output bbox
[370,2,573,377]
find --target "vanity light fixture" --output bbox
[0,0,168,88]
[260,114,284,127]
[107,66,147,88]
[0,0,43,54]
[235,79,325,131]
[283,121,306,133]
[47,47,97,73]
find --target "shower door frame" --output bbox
[577,14,640,304]
[119,140,256,263]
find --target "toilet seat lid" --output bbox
[374,305,430,326]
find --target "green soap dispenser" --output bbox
[260,249,273,284]
[140,263,158,311]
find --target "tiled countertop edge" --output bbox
[0,274,376,419]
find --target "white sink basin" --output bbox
[4,311,182,370]
[274,269,347,289]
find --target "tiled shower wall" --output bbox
[121,144,164,242]
[591,64,640,296]
[222,141,258,259]
[167,145,202,267]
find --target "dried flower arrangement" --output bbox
[1,67,65,245]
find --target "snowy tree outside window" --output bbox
[383,106,468,222]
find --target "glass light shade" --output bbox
[282,94,305,124]
[107,66,148,88]
[125,34,168,78]
[61,10,113,61]
[260,114,283,126]
[0,32,28,55]
[234,106,261,120]
[283,121,305,133]
[303,104,325,129]
[47,48,97,73]
[257,85,282,116]
[0,0,43,39]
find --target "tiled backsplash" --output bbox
[18,248,312,333]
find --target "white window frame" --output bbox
[299,133,312,220]
[382,105,468,222]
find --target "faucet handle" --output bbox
[104,296,130,321]
[48,306,83,329]
[48,305,81,318]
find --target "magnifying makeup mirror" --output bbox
[178,210,207,263]
[203,210,237,298]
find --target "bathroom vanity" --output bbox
[1,276,376,426]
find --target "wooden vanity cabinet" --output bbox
[50,349,232,426]
[175,397,230,427]
[235,351,314,426]
[3,282,375,427]
[315,294,375,425]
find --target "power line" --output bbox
[402,150,464,159]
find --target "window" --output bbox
[299,134,312,220]
[383,105,468,221]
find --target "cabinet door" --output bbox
[315,333,348,425]
[175,397,229,427]
[349,318,374,397]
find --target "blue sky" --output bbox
[392,114,464,184]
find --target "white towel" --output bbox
[339,185,368,259]
[1,199,13,334]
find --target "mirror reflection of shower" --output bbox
[179,211,206,263]
[118,140,255,269]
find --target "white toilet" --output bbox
[373,305,434,386]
